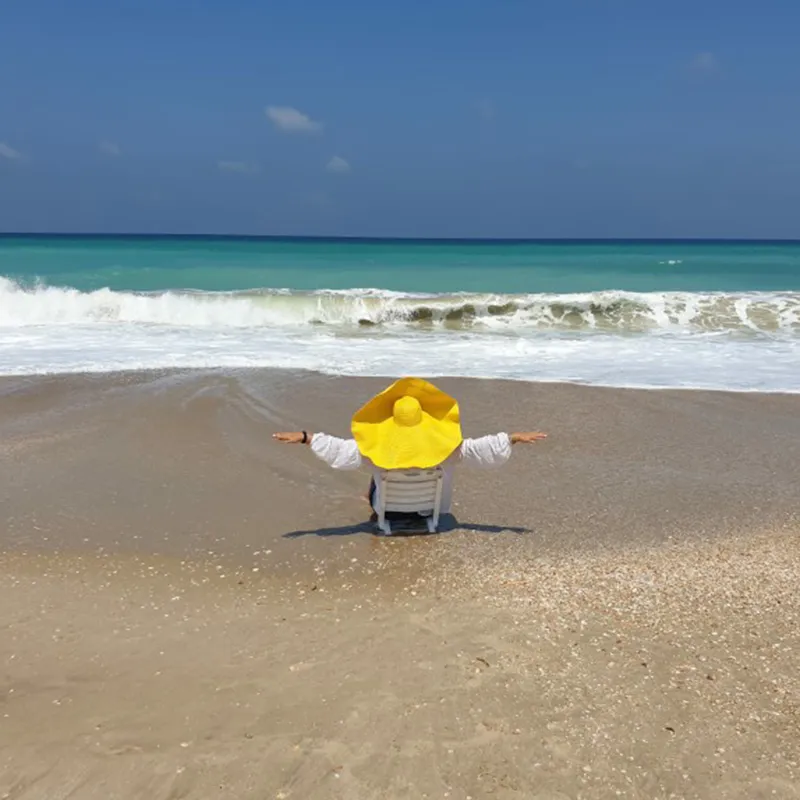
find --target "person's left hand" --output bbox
[511,431,548,444]
[273,432,306,444]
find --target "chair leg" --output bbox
[431,474,443,533]
[376,511,389,536]
[426,517,436,534]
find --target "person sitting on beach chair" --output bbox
[274,377,546,531]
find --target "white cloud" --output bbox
[266,105,322,133]
[218,160,260,174]
[326,155,350,174]
[99,140,121,156]
[688,52,720,75]
[0,142,22,160]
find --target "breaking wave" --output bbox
[1,277,799,335]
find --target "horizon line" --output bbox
[2,232,800,245]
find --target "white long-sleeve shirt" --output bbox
[310,432,512,513]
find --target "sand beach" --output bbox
[1,369,799,799]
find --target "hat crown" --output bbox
[393,395,422,427]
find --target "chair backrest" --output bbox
[380,468,442,514]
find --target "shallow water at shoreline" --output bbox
[3,368,799,574]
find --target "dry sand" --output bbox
[1,369,799,799]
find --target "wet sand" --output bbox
[1,369,799,798]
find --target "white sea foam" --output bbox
[2,278,799,332]
[1,278,798,391]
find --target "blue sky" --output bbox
[1,0,799,238]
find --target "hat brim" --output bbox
[351,378,462,470]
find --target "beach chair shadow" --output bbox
[283,514,529,539]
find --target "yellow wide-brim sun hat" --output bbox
[351,377,463,470]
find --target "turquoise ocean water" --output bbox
[4,236,800,294]
[1,236,799,391]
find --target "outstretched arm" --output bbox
[273,431,362,470]
[460,431,547,468]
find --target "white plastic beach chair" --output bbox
[376,467,444,536]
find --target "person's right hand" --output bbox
[511,431,548,444]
